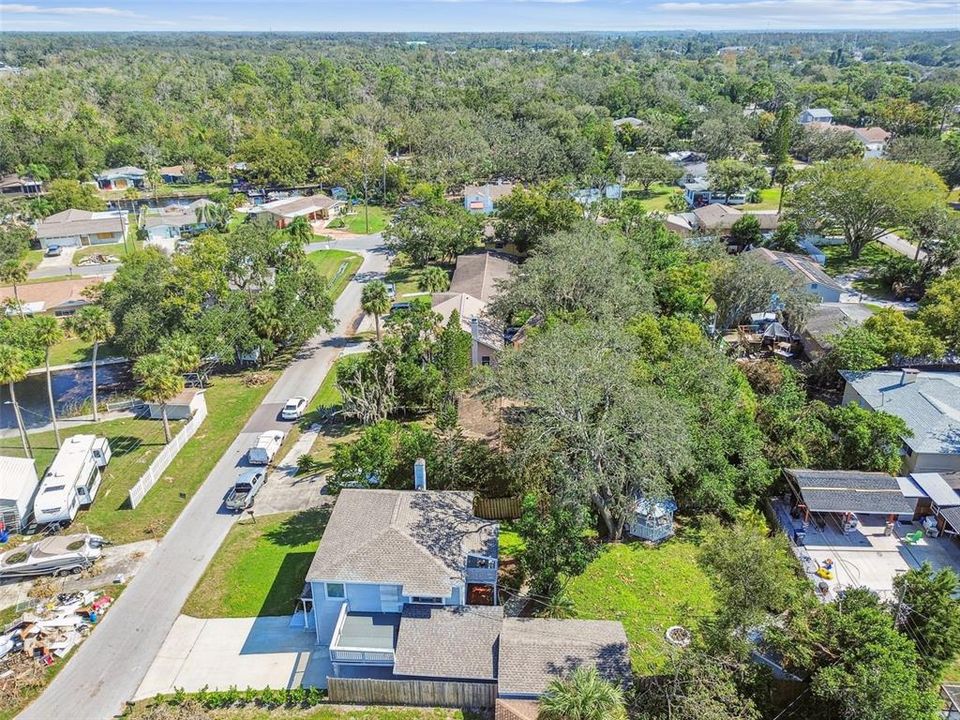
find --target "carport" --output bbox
[785,468,916,530]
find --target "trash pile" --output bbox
[0,591,114,688]
[77,253,121,266]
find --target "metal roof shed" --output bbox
[0,456,40,530]
[911,473,960,508]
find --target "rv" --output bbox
[33,436,111,526]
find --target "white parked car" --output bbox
[281,396,308,420]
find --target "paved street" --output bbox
[18,234,389,720]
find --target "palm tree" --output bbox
[68,306,115,422]
[195,201,230,232]
[34,315,64,448]
[538,667,628,720]
[133,353,184,444]
[417,266,449,294]
[286,216,314,246]
[361,280,391,341]
[158,333,201,375]
[0,344,33,458]
[0,260,29,320]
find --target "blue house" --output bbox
[463,182,514,214]
[95,166,146,191]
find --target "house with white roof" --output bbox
[255,194,343,228]
[841,369,960,474]
[34,209,128,250]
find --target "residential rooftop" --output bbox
[305,489,498,598]
[448,251,517,304]
[746,247,843,294]
[394,604,503,681]
[840,369,960,456]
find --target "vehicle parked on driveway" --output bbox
[248,430,285,465]
[0,534,106,580]
[224,469,266,512]
[280,396,307,420]
[45,244,62,257]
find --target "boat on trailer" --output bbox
[0,534,105,580]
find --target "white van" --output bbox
[33,435,111,526]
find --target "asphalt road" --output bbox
[18,235,389,720]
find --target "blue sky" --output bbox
[0,0,957,32]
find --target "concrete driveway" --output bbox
[34,245,78,271]
[135,615,330,699]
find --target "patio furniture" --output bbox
[903,530,924,545]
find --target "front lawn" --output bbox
[383,261,450,298]
[565,532,715,673]
[331,205,390,235]
[183,509,327,618]
[307,249,363,300]
[72,239,141,266]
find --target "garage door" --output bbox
[42,236,81,248]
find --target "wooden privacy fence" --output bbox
[327,677,496,709]
[128,401,208,508]
[474,496,522,520]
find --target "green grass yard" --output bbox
[72,240,141,266]
[307,249,363,300]
[820,242,897,299]
[330,205,390,235]
[743,187,782,211]
[383,262,451,298]
[626,182,679,213]
[0,370,278,543]
[44,337,122,367]
[183,509,327,617]
[566,533,715,673]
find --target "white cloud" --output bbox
[0,3,140,16]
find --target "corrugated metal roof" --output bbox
[911,473,960,508]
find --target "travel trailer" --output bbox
[33,436,111,526]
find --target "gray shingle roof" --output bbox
[746,248,843,294]
[941,506,960,533]
[802,303,873,348]
[394,605,502,681]
[841,370,960,456]
[449,252,517,304]
[36,209,127,240]
[786,468,915,515]
[143,199,214,229]
[498,618,631,697]
[306,489,497,597]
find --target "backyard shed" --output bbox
[147,388,205,421]
[0,456,40,531]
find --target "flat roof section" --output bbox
[336,613,399,651]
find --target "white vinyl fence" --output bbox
[128,401,208,508]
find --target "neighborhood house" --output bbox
[35,209,128,250]
[95,166,147,191]
[304,480,631,706]
[841,369,960,474]
[744,247,844,302]
[666,204,779,238]
[0,277,102,317]
[0,173,43,196]
[798,107,834,124]
[432,251,517,367]
[463,182,514,214]
[143,199,214,241]
[255,194,343,228]
[0,456,40,532]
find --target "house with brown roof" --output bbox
[255,194,343,228]
[0,276,101,317]
[803,121,891,159]
[0,173,43,196]
[431,252,517,366]
[34,209,128,250]
[664,205,779,238]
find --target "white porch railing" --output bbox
[329,600,396,666]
